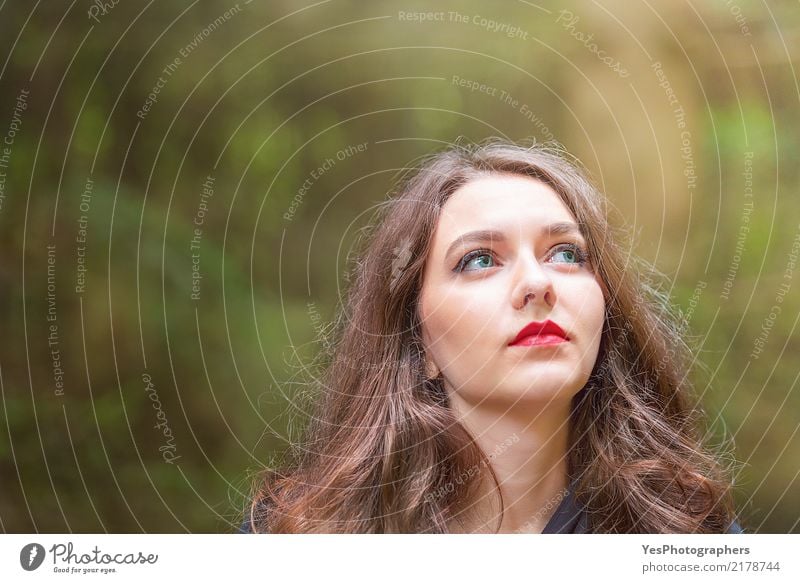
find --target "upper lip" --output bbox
[509,320,569,345]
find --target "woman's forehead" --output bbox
[435,174,576,239]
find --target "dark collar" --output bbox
[541,478,589,533]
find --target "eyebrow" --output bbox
[444,221,585,261]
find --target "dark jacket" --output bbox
[239,479,744,534]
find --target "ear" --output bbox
[425,356,440,379]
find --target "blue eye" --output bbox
[549,243,587,264]
[453,243,588,273]
[454,250,495,272]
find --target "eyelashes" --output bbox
[452,242,589,273]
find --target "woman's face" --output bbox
[419,172,606,411]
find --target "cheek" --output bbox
[419,287,448,355]
[575,283,606,352]
[420,284,500,360]
[421,292,468,349]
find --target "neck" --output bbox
[448,395,573,533]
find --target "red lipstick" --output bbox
[509,320,569,347]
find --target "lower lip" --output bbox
[510,334,568,347]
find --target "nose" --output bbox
[511,249,556,310]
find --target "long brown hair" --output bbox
[245,138,737,533]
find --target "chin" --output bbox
[496,389,577,411]
[511,371,587,398]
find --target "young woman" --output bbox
[240,138,742,533]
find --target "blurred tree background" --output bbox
[0,0,797,533]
